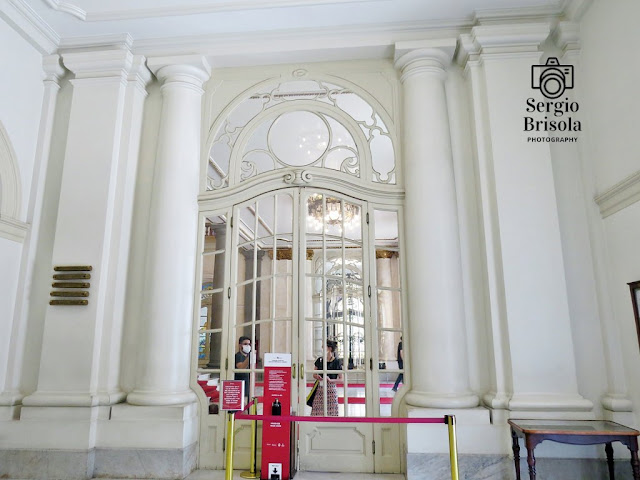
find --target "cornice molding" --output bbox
[595,170,640,219]
[62,49,134,79]
[456,23,551,67]
[561,0,593,22]
[42,54,66,83]
[0,216,28,243]
[0,0,59,54]
[551,21,580,53]
[58,33,134,52]
[42,0,384,22]
[473,2,564,24]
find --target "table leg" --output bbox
[605,442,615,480]
[511,429,521,480]
[631,447,640,480]
[526,446,536,480]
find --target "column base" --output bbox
[127,389,197,406]
[405,390,479,408]
[601,393,633,412]
[507,393,593,416]
[22,390,126,407]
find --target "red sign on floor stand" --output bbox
[261,353,292,480]
[220,380,245,411]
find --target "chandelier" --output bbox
[306,194,360,232]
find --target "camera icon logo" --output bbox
[531,57,574,99]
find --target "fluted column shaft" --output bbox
[396,48,478,408]
[127,57,210,406]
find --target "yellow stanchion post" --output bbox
[241,398,259,479]
[225,411,236,480]
[446,415,460,480]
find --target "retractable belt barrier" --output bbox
[225,399,460,480]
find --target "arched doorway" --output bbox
[193,74,406,473]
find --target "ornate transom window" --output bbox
[206,79,396,190]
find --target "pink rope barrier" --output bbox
[235,410,446,424]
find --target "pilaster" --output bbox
[22,49,151,415]
[457,24,593,417]
[0,55,66,418]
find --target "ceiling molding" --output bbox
[0,0,59,54]
[42,0,385,22]
[58,33,133,51]
[133,19,472,63]
[473,2,564,24]
[595,170,640,219]
[561,0,593,21]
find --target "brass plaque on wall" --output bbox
[50,299,89,306]
[50,265,93,306]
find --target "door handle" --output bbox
[300,363,304,379]
[292,364,296,379]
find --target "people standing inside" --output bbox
[235,336,252,399]
[392,336,403,392]
[311,339,342,416]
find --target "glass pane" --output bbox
[198,331,223,370]
[305,276,323,319]
[238,203,256,240]
[326,282,343,321]
[196,372,221,415]
[232,332,254,398]
[377,289,402,330]
[378,330,403,373]
[324,196,342,237]
[374,210,398,248]
[376,250,400,289]
[274,275,292,319]
[344,283,364,325]
[276,194,293,235]
[259,245,273,277]
[343,373,366,417]
[257,196,275,240]
[379,376,396,417]
[344,325,365,371]
[236,281,254,325]
[273,319,292,353]
[306,193,324,234]
[201,291,225,331]
[237,244,255,283]
[343,201,362,242]
[256,321,274,359]
[256,278,272,321]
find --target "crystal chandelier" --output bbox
[306,194,360,232]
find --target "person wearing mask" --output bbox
[311,339,342,416]
[235,336,252,399]
[392,336,403,392]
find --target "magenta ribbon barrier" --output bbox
[234,410,446,424]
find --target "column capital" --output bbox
[394,40,456,83]
[42,55,66,84]
[61,49,138,80]
[456,23,551,67]
[147,55,211,91]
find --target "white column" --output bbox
[458,25,592,415]
[395,46,478,408]
[127,56,210,406]
[22,50,151,409]
[0,56,65,412]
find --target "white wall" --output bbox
[0,17,44,393]
[580,0,640,427]
[0,18,44,222]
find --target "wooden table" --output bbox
[508,419,640,480]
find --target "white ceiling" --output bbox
[5,0,575,63]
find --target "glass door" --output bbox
[195,188,404,473]
[297,189,375,472]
